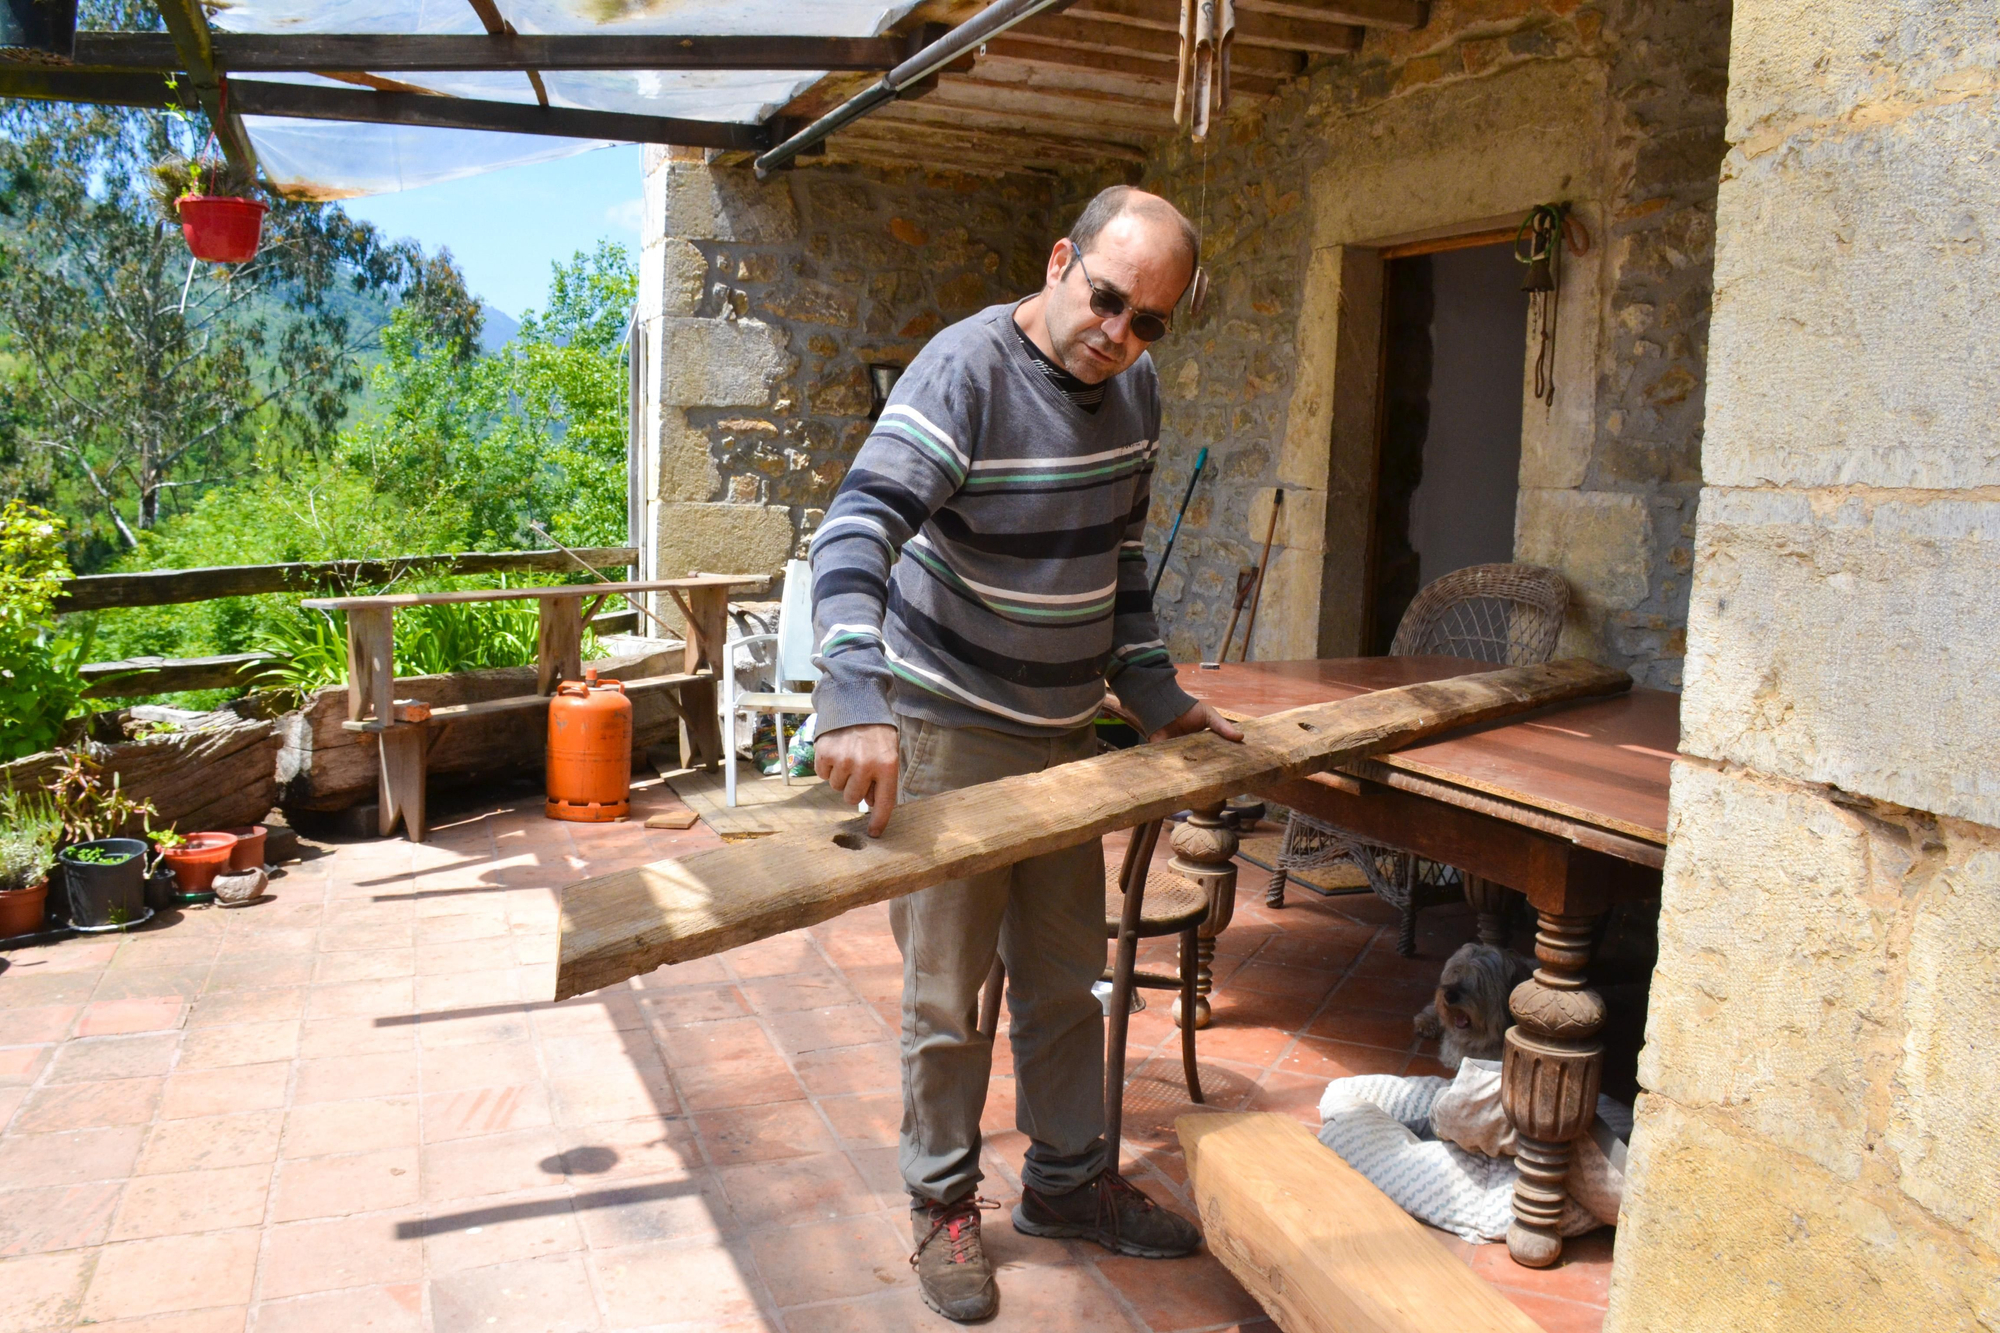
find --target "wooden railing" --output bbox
[65,546,642,699]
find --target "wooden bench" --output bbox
[300,575,768,841]
[1178,1113,1542,1333]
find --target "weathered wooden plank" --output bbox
[79,653,278,699]
[1067,0,1363,55]
[1178,1113,1542,1333]
[57,547,636,613]
[555,659,1627,999]
[1008,14,1306,77]
[301,574,762,612]
[1237,0,1428,32]
[978,37,1285,94]
[70,31,906,72]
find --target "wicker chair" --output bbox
[1266,563,1569,954]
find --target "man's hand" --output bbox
[814,723,900,837]
[1149,700,1244,745]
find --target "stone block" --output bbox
[656,410,719,503]
[1678,486,2000,826]
[656,318,786,408]
[653,503,795,586]
[656,164,797,244]
[651,239,705,318]
[1704,98,2000,490]
[1517,234,1599,490]
[1608,1096,1997,1332]
[1513,488,1653,609]
[1247,545,1322,662]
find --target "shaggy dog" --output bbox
[1414,943,1536,1069]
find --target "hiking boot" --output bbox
[1013,1170,1202,1259]
[910,1196,999,1322]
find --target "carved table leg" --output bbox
[1463,875,1514,948]
[1169,800,1238,1030]
[1502,911,1606,1268]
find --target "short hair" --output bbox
[1067,185,1200,278]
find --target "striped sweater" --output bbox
[809,301,1197,739]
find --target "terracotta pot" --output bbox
[223,825,268,872]
[158,832,237,895]
[0,878,49,939]
[176,195,268,263]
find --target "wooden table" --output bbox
[301,575,767,840]
[1177,657,1675,1269]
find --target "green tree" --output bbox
[0,500,89,761]
[0,91,479,565]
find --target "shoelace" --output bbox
[910,1196,999,1267]
[1094,1171,1155,1239]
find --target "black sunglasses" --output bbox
[1068,244,1179,343]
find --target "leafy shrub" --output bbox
[0,502,91,761]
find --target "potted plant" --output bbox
[223,824,268,872]
[59,838,148,930]
[152,153,266,264]
[152,826,236,898]
[0,790,60,939]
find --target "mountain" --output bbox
[479,305,521,352]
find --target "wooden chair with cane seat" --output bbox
[1265,563,1570,953]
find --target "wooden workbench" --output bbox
[1174,657,1676,1269]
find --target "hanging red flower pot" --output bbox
[177,194,268,263]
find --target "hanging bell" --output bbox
[1520,253,1555,293]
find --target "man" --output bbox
[809,186,1242,1322]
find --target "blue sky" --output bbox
[338,144,645,322]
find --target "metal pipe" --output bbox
[754,0,1074,177]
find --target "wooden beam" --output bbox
[918,78,1175,133]
[56,547,636,613]
[224,79,768,151]
[873,97,1157,153]
[79,652,278,699]
[1237,0,1428,32]
[1178,1113,1543,1333]
[1007,14,1306,78]
[960,53,1179,104]
[1066,0,1362,55]
[0,68,190,110]
[553,659,1629,999]
[980,36,1285,94]
[70,31,906,73]
[154,0,259,177]
[830,119,1144,172]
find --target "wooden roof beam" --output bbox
[870,101,1153,157]
[1065,0,1362,56]
[1237,0,1428,30]
[71,31,906,72]
[980,36,1286,95]
[1007,14,1306,78]
[153,0,259,177]
[916,78,1174,133]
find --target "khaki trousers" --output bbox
[892,716,1108,1204]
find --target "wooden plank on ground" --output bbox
[57,547,637,613]
[555,659,1627,999]
[1177,1112,1542,1333]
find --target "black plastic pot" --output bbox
[143,862,177,913]
[61,839,147,929]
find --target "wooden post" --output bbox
[537,594,585,695]
[346,606,395,726]
[678,582,729,771]
[1168,800,1238,1030]
[378,726,428,841]
[1501,911,1606,1267]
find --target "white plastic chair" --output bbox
[722,559,819,807]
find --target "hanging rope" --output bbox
[1514,203,1591,407]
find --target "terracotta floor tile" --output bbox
[76,998,187,1037]
[295,1015,415,1060]
[271,1147,421,1222]
[291,1051,421,1104]
[716,1151,881,1228]
[736,972,860,1015]
[551,1117,703,1182]
[251,1283,422,1333]
[0,1249,92,1333]
[418,1010,534,1050]
[1094,1249,1266,1331]
[46,1033,178,1083]
[724,932,830,980]
[137,1112,282,1174]
[421,1126,567,1202]
[419,1039,544,1092]
[421,1186,584,1273]
[108,1164,270,1241]
[793,1041,902,1098]
[185,988,306,1029]
[570,1172,732,1248]
[654,1015,778,1067]
[1494,1287,1608,1333]
[745,1212,913,1306]
[1279,1035,1412,1081]
[695,1099,838,1166]
[15,1076,161,1131]
[1240,1070,1333,1123]
[0,1180,123,1255]
[1220,960,1341,1002]
[81,1231,260,1321]
[817,1093,902,1148]
[310,949,416,985]
[631,955,733,990]
[0,1004,78,1045]
[1305,1005,1426,1051]
[673,1055,807,1112]
[1466,1230,1615,1305]
[422,1083,554,1141]
[304,979,416,1021]
[549,1067,679,1126]
[257,1214,423,1300]
[414,967,525,1014]
[283,1096,421,1159]
[61,1309,248,1333]
[202,957,315,993]
[1331,974,1439,1012]
[636,984,752,1027]
[590,1235,766,1328]
[414,937,518,976]
[0,1043,51,1086]
[160,1062,290,1120]
[766,1003,891,1056]
[427,1255,590,1333]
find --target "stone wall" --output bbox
[1606,0,2000,1325]
[635,148,1055,610]
[1120,0,1729,684]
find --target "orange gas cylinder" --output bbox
[546,668,632,822]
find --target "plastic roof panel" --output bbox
[215,0,917,196]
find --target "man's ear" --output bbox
[1044,237,1074,288]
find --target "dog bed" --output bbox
[1315,1060,1632,1244]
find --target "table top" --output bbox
[1176,658,1680,846]
[302,574,768,611]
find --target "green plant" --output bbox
[64,844,133,865]
[148,825,186,849]
[148,152,257,213]
[0,501,93,761]
[46,748,157,844]
[0,787,61,892]
[106,903,132,925]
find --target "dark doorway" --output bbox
[1368,244,1529,652]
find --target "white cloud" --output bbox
[605,196,645,234]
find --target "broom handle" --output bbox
[527,522,682,642]
[1151,446,1208,598]
[1235,489,1283,662]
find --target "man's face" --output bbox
[1041,213,1193,385]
